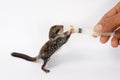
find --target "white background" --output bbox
[0,0,120,80]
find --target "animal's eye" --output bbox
[56,29,60,34]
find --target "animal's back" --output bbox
[39,35,69,60]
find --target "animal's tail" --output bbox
[11,52,37,62]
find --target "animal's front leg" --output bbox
[42,59,50,73]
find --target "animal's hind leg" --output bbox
[42,59,50,73]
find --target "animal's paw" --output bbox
[68,26,76,34]
[70,27,75,33]
[42,68,50,73]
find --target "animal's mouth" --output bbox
[63,26,70,32]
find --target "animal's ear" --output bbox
[49,25,56,39]
[49,25,64,39]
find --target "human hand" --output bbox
[94,2,120,48]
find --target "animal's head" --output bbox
[49,25,64,39]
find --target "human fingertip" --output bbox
[111,39,118,48]
[100,40,107,44]
[100,36,109,44]
[112,44,118,48]
[94,24,103,32]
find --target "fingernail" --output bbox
[94,24,103,32]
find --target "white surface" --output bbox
[0,0,120,80]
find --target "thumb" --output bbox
[94,13,120,33]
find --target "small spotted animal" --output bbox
[11,25,74,73]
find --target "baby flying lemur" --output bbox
[11,25,74,73]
